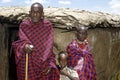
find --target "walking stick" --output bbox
[25,53,28,80]
[25,45,33,80]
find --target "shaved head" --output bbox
[58,51,68,60]
[31,2,43,12]
[76,25,88,42]
[58,51,68,69]
[76,25,88,32]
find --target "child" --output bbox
[67,25,97,80]
[57,51,79,80]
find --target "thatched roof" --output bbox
[0,6,120,29]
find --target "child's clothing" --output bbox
[58,66,79,80]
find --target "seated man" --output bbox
[57,51,79,80]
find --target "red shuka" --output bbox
[67,39,97,80]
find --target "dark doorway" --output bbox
[8,25,19,80]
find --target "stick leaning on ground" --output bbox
[25,53,28,80]
[25,45,34,80]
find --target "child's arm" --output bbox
[60,69,79,80]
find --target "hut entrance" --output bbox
[8,24,19,80]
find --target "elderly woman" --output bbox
[67,25,97,80]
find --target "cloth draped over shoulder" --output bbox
[67,39,97,80]
[12,19,59,80]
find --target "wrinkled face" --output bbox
[76,30,87,42]
[29,4,43,23]
[59,54,67,69]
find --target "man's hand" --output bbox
[24,44,34,54]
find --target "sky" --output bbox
[0,0,120,14]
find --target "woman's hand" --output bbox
[42,67,51,75]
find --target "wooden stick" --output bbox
[25,53,28,80]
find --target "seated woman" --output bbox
[57,51,79,80]
[67,25,97,80]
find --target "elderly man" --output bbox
[12,2,60,80]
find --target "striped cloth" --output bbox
[12,19,60,80]
[67,39,97,80]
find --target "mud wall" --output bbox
[0,24,120,80]
[0,24,9,80]
[54,28,120,80]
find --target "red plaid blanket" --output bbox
[67,39,97,80]
[12,19,60,80]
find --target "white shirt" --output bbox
[60,66,79,80]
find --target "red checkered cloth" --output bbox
[67,39,97,80]
[12,19,60,80]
